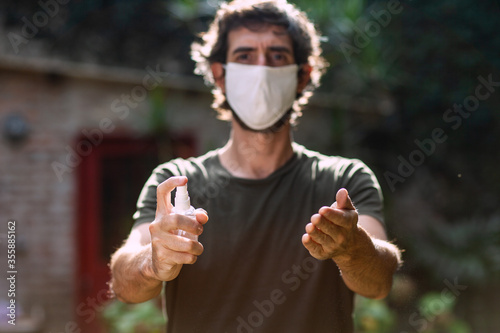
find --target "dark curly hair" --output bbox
[191,0,328,123]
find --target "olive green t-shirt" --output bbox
[133,143,384,332]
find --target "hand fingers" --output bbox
[158,250,199,266]
[156,176,188,215]
[303,190,357,260]
[301,233,330,260]
[319,206,357,229]
[334,188,356,211]
[150,213,202,240]
[168,213,204,236]
[306,218,337,247]
[310,213,343,238]
[195,208,209,225]
[306,217,345,250]
[150,221,204,267]
[151,236,202,266]
[159,234,204,256]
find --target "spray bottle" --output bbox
[172,184,198,241]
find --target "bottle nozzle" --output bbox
[174,184,191,212]
[172,183,197,240]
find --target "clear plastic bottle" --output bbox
[172,184,198,241]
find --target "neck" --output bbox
[218,120,294,179]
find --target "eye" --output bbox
[269,52,289,66]
[273,54,284,60]
[236,53,251,62]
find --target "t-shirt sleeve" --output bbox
[336,159,385,226]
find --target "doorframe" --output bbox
[75,134,159,330]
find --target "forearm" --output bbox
[333,227,402,299]
[110,244,163,304]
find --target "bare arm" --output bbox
[109,224,163,303]
[302,189,402,299]
[110,176,209,303]
[335,215,401,299]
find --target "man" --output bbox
[110,1,402,332]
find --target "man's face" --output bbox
[212,24,310,94]
[209,23,311,132]
[226,24,295,67]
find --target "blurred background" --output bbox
[0,0,499,332]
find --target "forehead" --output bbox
[227,25,293,50]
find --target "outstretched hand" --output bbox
[148,176,209,281]
[302,188,359,260]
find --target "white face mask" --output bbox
[225,62,298,131]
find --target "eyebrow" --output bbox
[232,47,255,55]
[231,46,292,55]
[269,46,292,54]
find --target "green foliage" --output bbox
[407,215,500,284]
[418,292,455,319]
[292,0,365,25]
[149,88,169,134]
[415,292,471,333]
[353,295,396,333]
[102,299,166,333]
[165,0,217,20]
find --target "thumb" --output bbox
[156,176,188,214]
[334,188,356,211]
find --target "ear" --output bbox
[297,64,312,94]
[211,62,225,93]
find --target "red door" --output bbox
[76,136,160,331]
